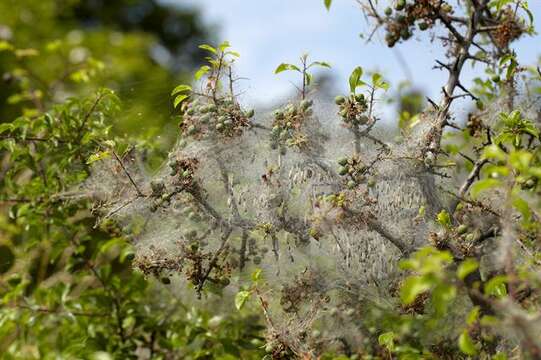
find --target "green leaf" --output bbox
[349,66,364,93]
[199,44,217,54]
[378,332,395,351]
[371,73,389,90]
[251,268,262,282]
[173,94,189,108]
[432,283,456,315]
[226,50,240,58]
[512,196,531,222]
[0,123,12,134]
[457,259,479,280]
[235,290,251,310]
[310,61,331,69]
[0,40,14,52]
[194,65,210,80]
[467,306,480,326]
[171,84,192,96]
[488,0,513,11]
[470,179,501,198]
[509,150,532,172]
[99,237,124,254]
[492,352,508,360]
[324,0,332,10]
[274,63,301,74]
[400,275,431,305]
[305,72,313,86]
[436,210,451,228]
[87,151,111,164]
[485,275,508,298]
[482,144,507,161]
[458,330,477,356]
[218,41,231,51]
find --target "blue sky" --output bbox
[167,0,541,108]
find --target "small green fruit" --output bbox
[457,224,468,235]
[400,28,411,40]
[384,7,393,16]
[338,166,348,176]
[347,180,356,189]
[300,99,313,110]
[419,22,429,31]
[150,180,164,193]
[441,3,452,12]
[338,157,348,166]
[335,95,346,105]
[200,114,211,123]
[395,0,406,11]
[357,115,369,125]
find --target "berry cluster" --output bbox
[335,94,369,127]
[181,241,233,289]
[179,98,254,138]
[168,156,197,182]
[149,179,171,212]
[270,99,313,151]
[229,236,270,269]
[133,246,183,281]
[491,8,525,49]
[383,0,452,47]
[466,113,484,137]
[279,270,325,314]
[337,156,374,189]
[148,156,199,212]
